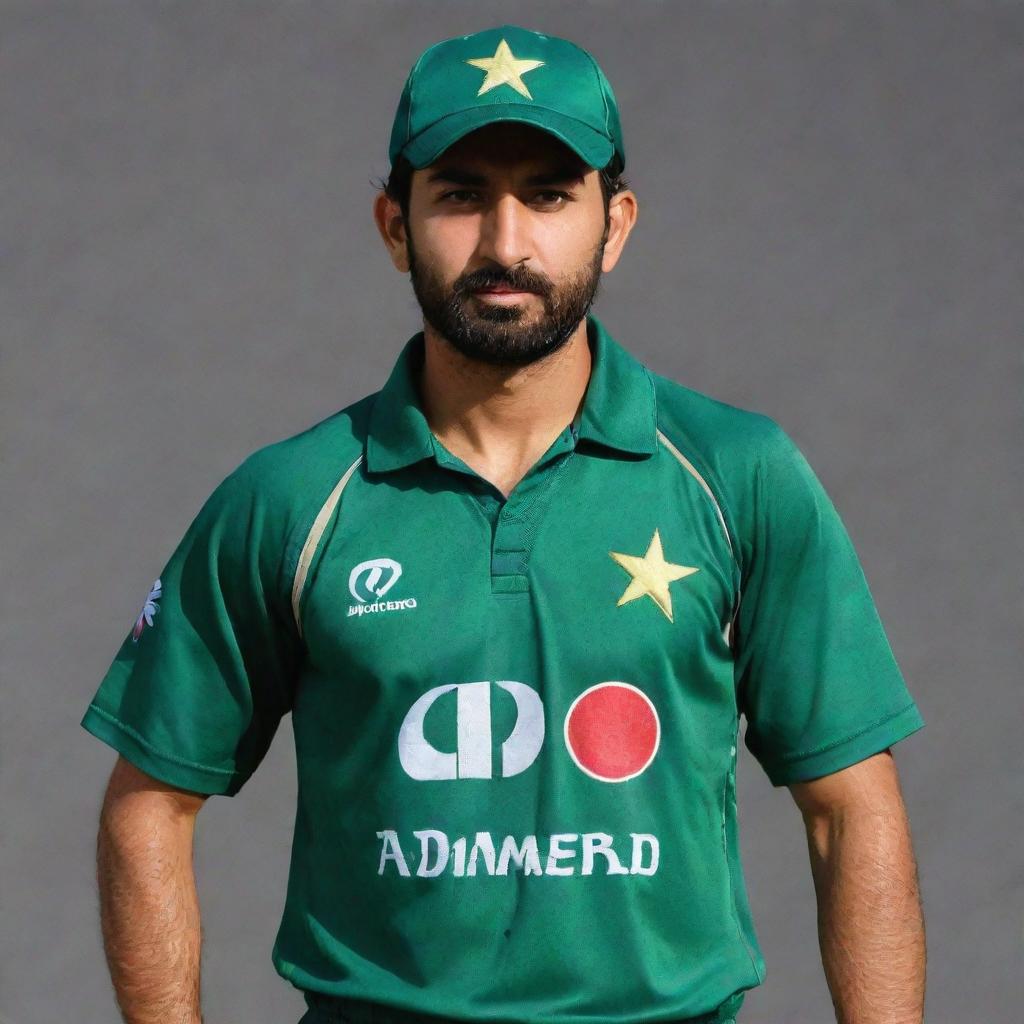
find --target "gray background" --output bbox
[2,1,1020,1022]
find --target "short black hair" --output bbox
[374,151,630,225]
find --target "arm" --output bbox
[789,749,926,1024]
[95,755,209,1024]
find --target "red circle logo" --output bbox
[563,682,660,782]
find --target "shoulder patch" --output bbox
[131,578,162,642]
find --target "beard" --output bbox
[406,221,608,368]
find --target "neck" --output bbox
[417,318,592,464]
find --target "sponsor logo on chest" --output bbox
[347,557,417,617]
[377,680,664,878]
[346,530,708,881]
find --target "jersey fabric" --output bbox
[81,312,925,1024]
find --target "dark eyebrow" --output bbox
[425,164,587,188]
[425,168,488,187]
[526,166,587,187]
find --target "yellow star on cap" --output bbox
[610,529,700,623]
[466,39,544,100]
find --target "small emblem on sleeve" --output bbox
[131,578,162,641]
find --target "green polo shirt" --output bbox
[81,312,924,1024]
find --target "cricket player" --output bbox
[82,23,927,1024]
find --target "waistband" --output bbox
[301,991,744,1024]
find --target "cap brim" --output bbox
[401,104,615,170]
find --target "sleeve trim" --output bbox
[81,704,245,795]
[779,701,922,765]
[762,702,925,787]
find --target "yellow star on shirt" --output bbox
[465,39,545,100]
[610,529,700,623]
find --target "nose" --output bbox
[477,193,532,271]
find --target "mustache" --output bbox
[457,266,551,296]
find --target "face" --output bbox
[399,123,613,367]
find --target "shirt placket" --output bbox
[431,422,579,595]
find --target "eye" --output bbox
[533,190,570,207]
[438,190,481,203]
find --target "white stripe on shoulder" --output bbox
[656,429,740,649]
[291,454,364,636]
[655,428,734,556]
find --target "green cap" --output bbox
[388,24,626,173]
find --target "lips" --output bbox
[474,287,535,295]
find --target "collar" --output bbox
[364,312,658,474]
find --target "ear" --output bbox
[601,189,639,274]
[373,191,410,273]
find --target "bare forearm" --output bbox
[804,805,926,1024]
[96,794,204,1024]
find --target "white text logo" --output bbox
[348,557,417,617]
[375,828,660,877]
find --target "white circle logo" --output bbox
[349,557,403,603]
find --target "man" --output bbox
[82,23,926,1024]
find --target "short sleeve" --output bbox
[732,423,925,787]
[80,461,302,797]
